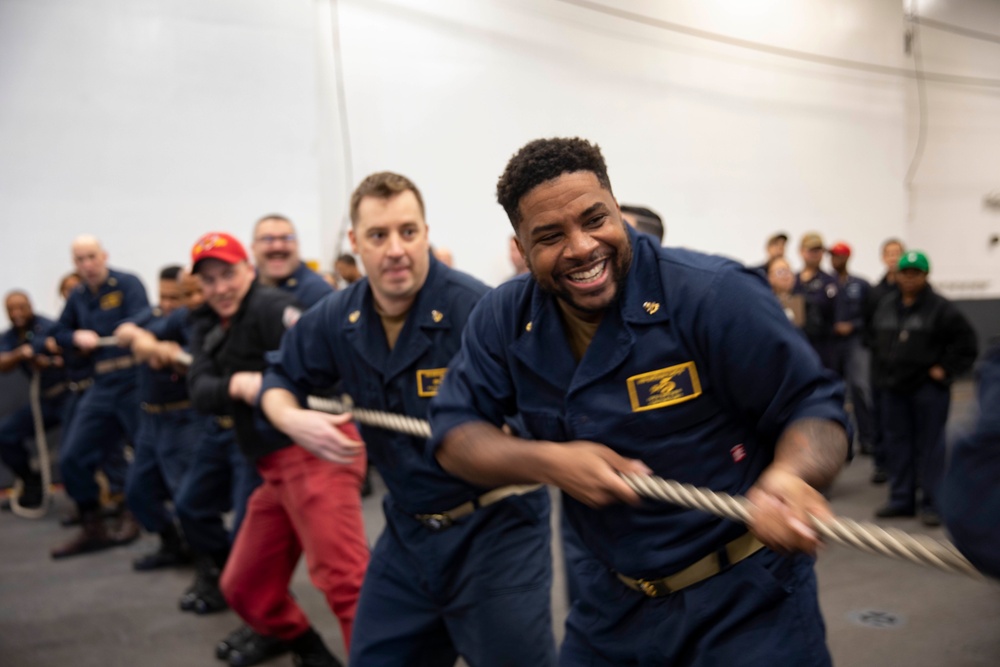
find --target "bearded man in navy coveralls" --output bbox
[431,138,849,666]
[262,172,556,666]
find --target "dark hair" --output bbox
[621,204,664,242]
[496,137,613,228]
[58,272,81,294]
[254,214,294,235]
[349,172,425,226]
[159,265,183,281]
[335,254,357,267]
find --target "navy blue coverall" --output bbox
[431,230,846,666]
[0,315,70,482]
[49,269,148,512]
[263,255,556,667]
[124,307,202,534]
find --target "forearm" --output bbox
[0,353,21,373]
[771,418,847,488]
[437,421,560,488]
[261,388,305,435]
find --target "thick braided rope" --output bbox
[307,396,432,439]
[10,371,53,519]
[620,472,984,580]
[143,358,981,583]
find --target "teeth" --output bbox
[568,261,606,282]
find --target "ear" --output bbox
[348,228,359,255]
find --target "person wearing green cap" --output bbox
[868,250,978,525]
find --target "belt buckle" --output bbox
[420,513,453,531]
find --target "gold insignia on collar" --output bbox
[108,277,118,287]
[431,310,443,323]
[643,301,660,315]
[525,322,533,332]
[348,310,361,323]
[287,278,297,287]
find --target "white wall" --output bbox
[2,0,996,328]
[903,0,1000,298]
[0,0,322,317]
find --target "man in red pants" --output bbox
[186,231,368,667]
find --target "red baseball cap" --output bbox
[191,232,249,272]
[828,242,851,257]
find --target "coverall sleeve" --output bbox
[697,268,847,442]
[428,294,516,450]
[261,301,341,404]
[942,345,1000,579]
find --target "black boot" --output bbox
[226,631,289,667]
[16,472,44,509]
[288,628,343,667]
[179,556,228,614]
[216,624,256,660]
[51,507,117,559]
[134,523,191,571]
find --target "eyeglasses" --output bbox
[255,234,297,245]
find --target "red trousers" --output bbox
[220,432,369,648]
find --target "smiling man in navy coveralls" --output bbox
[430,138,849,666]
[262,171,556,666]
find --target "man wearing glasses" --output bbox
[252,215,332,309]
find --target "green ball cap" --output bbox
[898,250,930,273]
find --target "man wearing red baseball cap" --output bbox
[829,242,875,460]
[186,232,367,667]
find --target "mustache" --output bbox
[264,251,291,259]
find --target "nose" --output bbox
[565,226,599,260]
[386,232,405,257]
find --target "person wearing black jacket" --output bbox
[187,232,365,667]
[868,250,977,525]
[861,238,904,483]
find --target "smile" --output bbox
[565,259,608,285]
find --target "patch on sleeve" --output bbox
[100,291,123,310]
[282,306,302,329]
[416,368,448,397]
[626,362,702,412]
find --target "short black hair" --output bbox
[335,254,357,266]
[621,205,664,242]
[159,265,183,281]
[496,137,613,228]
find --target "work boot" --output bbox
[216,624,256,660]
[51,508,116,559]
[179,558,228,614]
[134,523,191,571]
[15,472,44,509]
[288,628,343,667]
[226,631,288,667]
[111,509,141,545]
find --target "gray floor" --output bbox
[2,387,998,666]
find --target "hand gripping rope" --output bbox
[306,396,987,581]
[159,337,987,582]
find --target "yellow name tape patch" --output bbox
[627,362,702,412]
[416,368,448,397]
[100,291,123,310]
